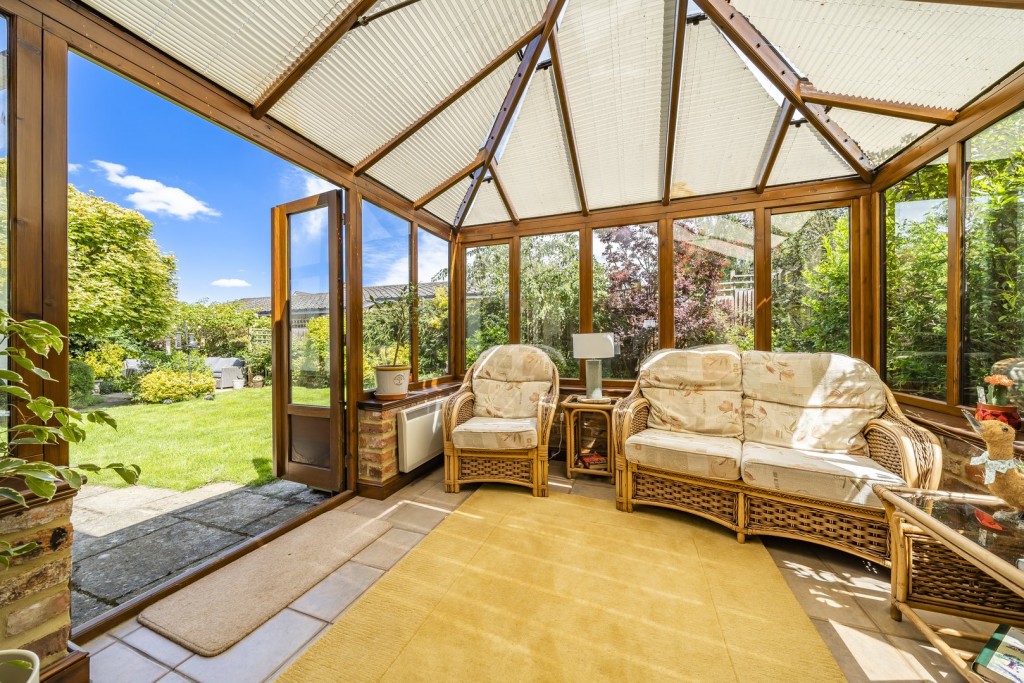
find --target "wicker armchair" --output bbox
[613,348,943,565]
[442,345,560,497]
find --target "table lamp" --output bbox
[573,333,618,400]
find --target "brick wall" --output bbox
[0,496,75,667]
[358,394,461,485]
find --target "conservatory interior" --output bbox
[3,0,1024,681]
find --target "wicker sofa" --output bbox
[442,345,560,497]
[613,345,942,564]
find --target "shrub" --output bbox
[82,341,128,380]
[138,368,215,403]
[69,359,95,400]
[243,342,271,381]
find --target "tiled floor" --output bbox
[78,466,989,682]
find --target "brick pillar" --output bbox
[0,494,75,667]
[358,408,398,484]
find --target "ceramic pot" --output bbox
[231,378,245,390]
[0,650,40,683]
[976,401,1022,431]
[374,365,411,400]
[252,375,264,388]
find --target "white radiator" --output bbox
[397,398,446,473]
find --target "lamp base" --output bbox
[584,359,603,400]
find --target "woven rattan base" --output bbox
[632,472,739,526]
[459,457,534,483]
[746,497,889,563]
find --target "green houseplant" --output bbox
[366,285,416,400]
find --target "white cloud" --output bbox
[68,163,82,173]
[211,278,252,288]
[93,160,220,220]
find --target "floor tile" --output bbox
[569,480,616,501]
[239,502,317,537]
[75,633,116,656]
[350,528,424,570]
[176,609,325,683]
[122,626,194,668]
[157,672,197,683]
[109,617,142,638]
[73,512,181,562]
[139,483,242,515]
[75,485,179,515]
[412,482,474,510]
[289,561,384,622]
[383,501,448,534]
[812,619,936,683]
[887,634,969,683]
[90,642,168,683]
[346,497,400,519]
[71,589,111,626]
[71,506,174,539]
[174,491,291,532]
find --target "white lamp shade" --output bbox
[573,333,617,359]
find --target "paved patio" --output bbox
[71,479,331,626]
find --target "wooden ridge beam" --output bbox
[755,101,795,194]
[662,0,688,205]
[252,0,378,119]
[694,0,874,182]
[490,162,520,225]
[413,152,485,210]
[355,22,543,176]
[455,0,570,229]
[548,30,589,216]
[799,83,957,126]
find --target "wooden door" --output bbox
[271,191,345,490]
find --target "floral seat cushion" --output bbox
[452,416,539,451]
[740,442,905,508]
[624,429,742,481]
[472,345,554,420]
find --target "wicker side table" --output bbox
[561,395,618,480]
[875,485,1024,682]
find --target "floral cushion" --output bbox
[638,345,743,437]
[472,345,555,419]
[741,351,885,453]
[452,416,538,451]
[740,442,905,508]
[625,428,742,480]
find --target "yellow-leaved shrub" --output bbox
[138,368,215,403]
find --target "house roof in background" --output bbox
[235,282,444,315]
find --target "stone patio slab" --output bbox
[174,490,291,533]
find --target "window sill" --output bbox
[356,382,462,412]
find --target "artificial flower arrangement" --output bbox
[977,374,1021,431]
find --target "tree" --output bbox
[174,300,258,357]
[416,272,450,379]
[68,186,177,352]
[464,245,511,368]
[520,234,580,378]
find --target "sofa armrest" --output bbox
[613,394,649,470]
[537,384,559,448]
[442,388,475,443]
[864,404,943,489]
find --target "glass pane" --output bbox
[0,17,7,440]
[672,213,754,350]
[963,109,1024,406]
[417,228,449,380]
[521,232,580,378]
[289,206,331,406]
[362,201,411,389]
[593,224,658,379]
[465,243,509,369]
[884,155,948,400]
[771,208,851,353]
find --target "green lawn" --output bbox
[71,388,276,491]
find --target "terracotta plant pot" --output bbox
[374,365,411,400]
[976,401,1022,431]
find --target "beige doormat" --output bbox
[139,508,391,656]
[278,487,844,682]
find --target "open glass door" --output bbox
[271,191,345,491]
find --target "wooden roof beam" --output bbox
[755,101,795,194]
[355,22,543,176]
[799,83,957,126]
[662,0,688,206]
[548,31,589,216]
[694,0,874,182]
[905,0,1024,8]
[490,162,520,225]
[252,0,378,119]
[455,0,570,229]
[413,152,485,210]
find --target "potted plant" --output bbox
[977,373,1021,431]
[366,285,416,400]
[0,650,39,683]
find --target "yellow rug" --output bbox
[279,487,843,682]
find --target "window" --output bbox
[362,201,411,389]
[672,213,754,350]
[289,207,332,406]
[592,224,658,379]
[884,155,948,400]
[521,232,580,378]
[963,110,1024,404]
[0,16,7,437]
[771,207,851,353]
[465,243,509,369]
[417,228,449,380]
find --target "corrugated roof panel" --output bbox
[424,178,472,226]
[558,0,672,210]
[82,0,356,102]
[828,109,934,166]
[730,0,1024,109]
[768,124,853,187]
[497,70,580,220]
[463,180,510,227]
[672,22,780,198]
[367,59,519,205]
[269,0,545,165]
